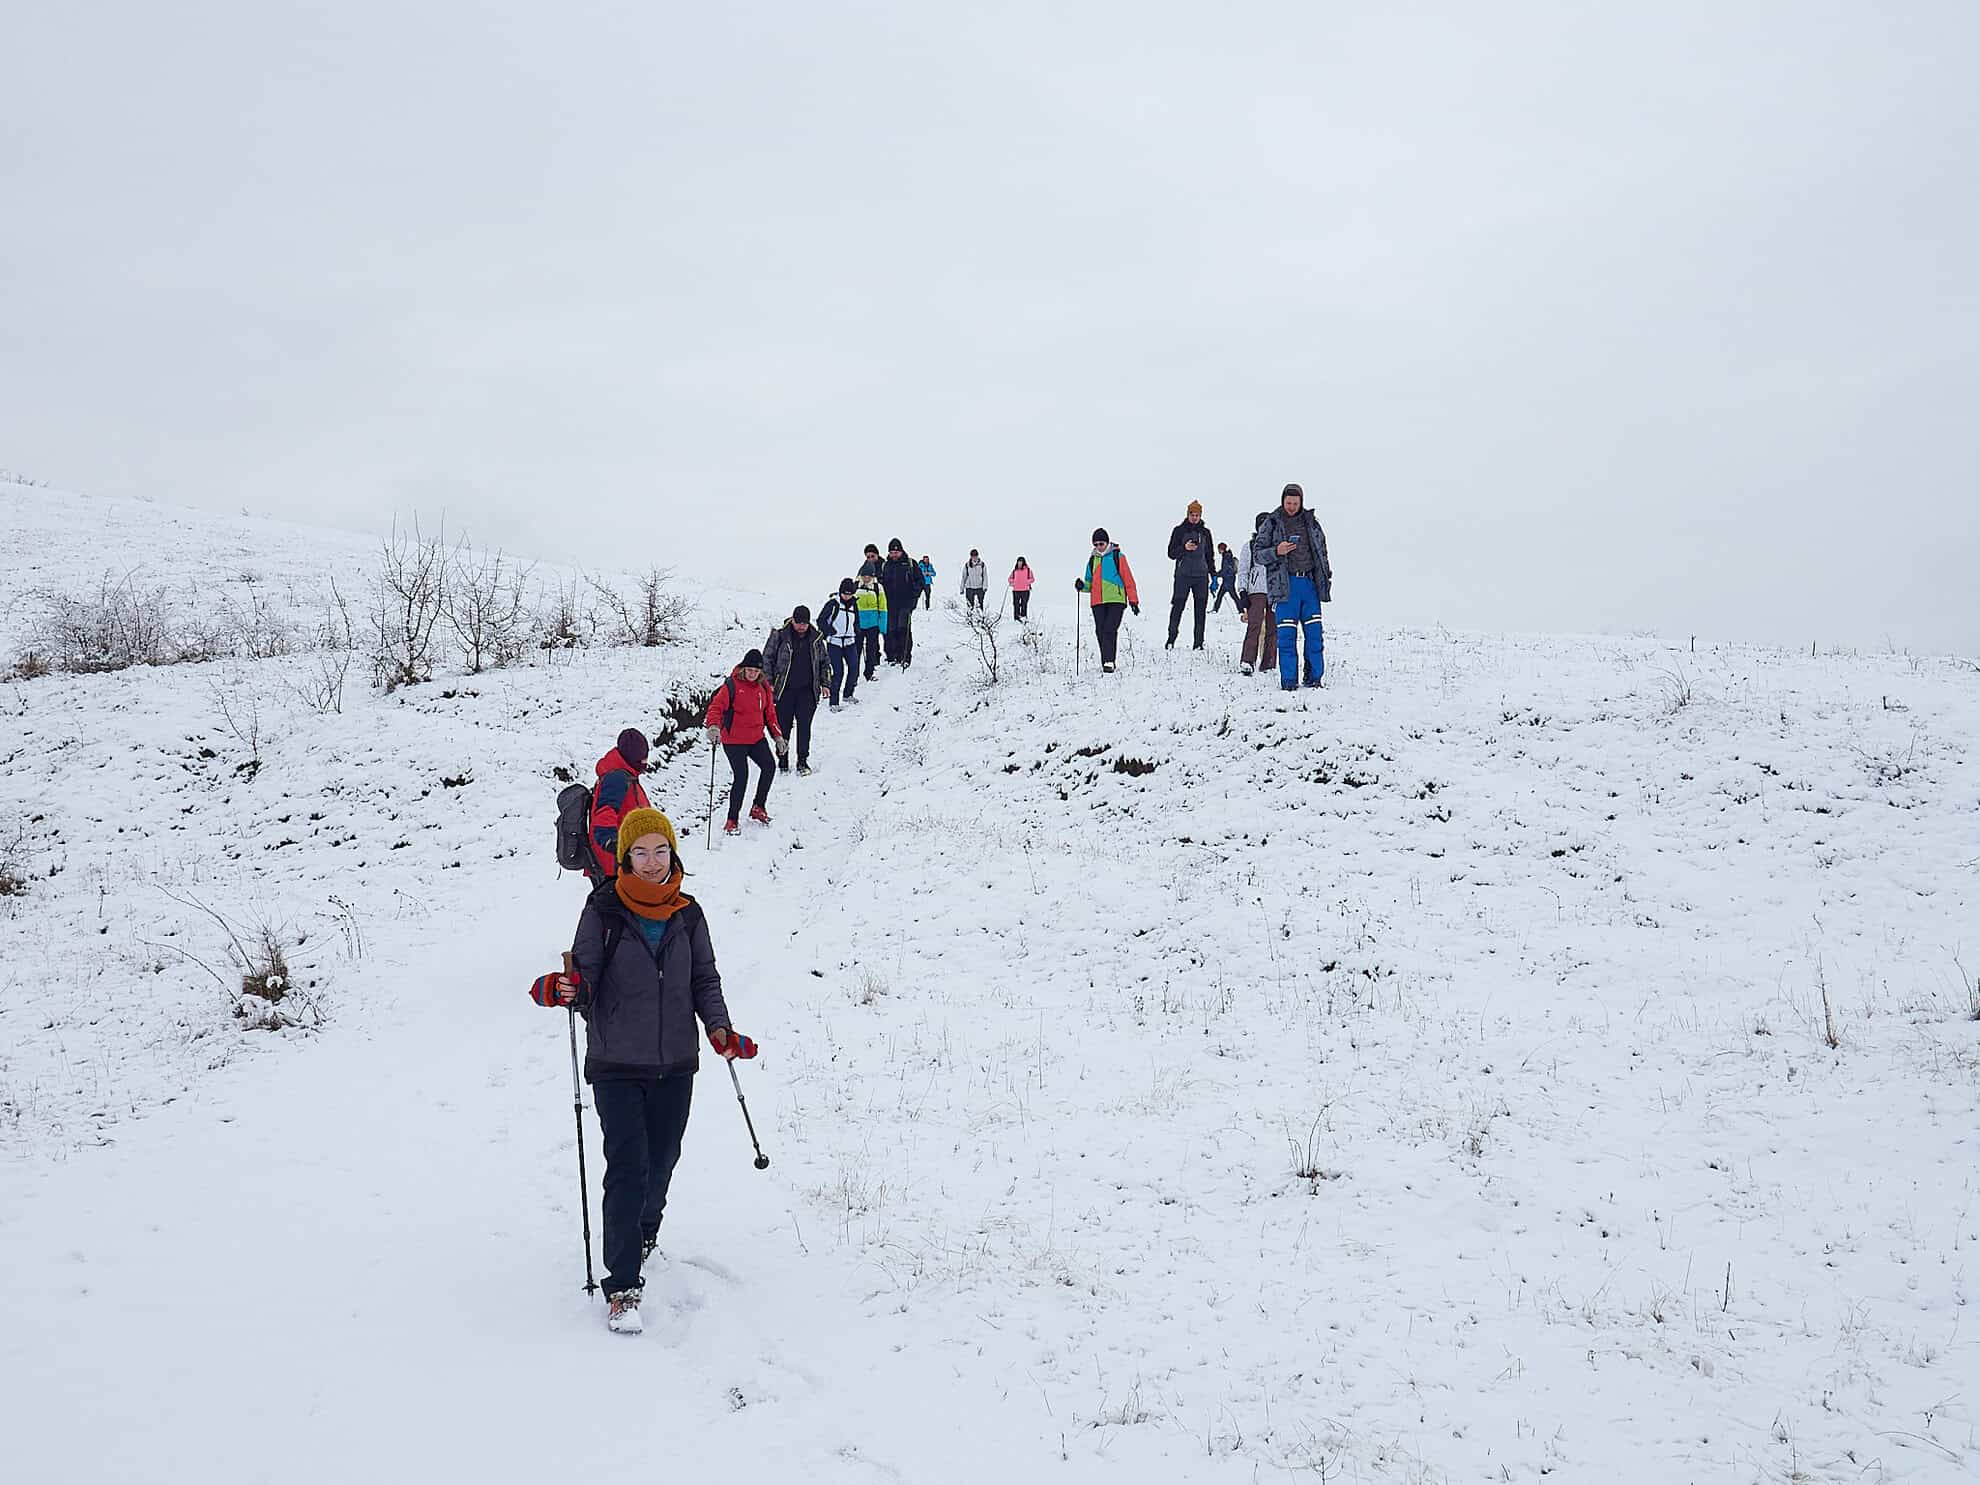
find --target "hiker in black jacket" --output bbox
[1166,501,1214,650]
[763,606,830,776]
[879,539,925,667]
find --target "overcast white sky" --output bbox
[4,2,1975,652]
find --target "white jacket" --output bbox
[961,559,988,592]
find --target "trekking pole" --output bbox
[726,1059,771,1170]
[561,952,598,1295]
[705,742,717,849]
[1073,589,1081,676]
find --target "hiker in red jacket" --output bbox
[701,648,784,834]
[587,727,653,881]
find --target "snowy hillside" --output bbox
[3,484,1977,1483]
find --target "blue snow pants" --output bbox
[1275,575,1324,687]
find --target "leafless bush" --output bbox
[214,574,296,660]
[590,566,692,648]
[537,575,596,656]
[1653,661,1694,715]
[289,580,356,715]
[22,570,186,673]
[948,597,1004,684]
[0,467,50,487]
[369,518,448,692]
[0,822,28,898]
[152,887,324,1032]
[207,669,265,779]
[444,535,534,673]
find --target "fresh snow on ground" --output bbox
[2,481,1977,1482]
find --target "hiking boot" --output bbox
[606,1289,644,1335]
[829,700,841,711]
[1281,682,1298,692]
[1102,662,1116,674]
[723,818,740,835]
[1240,663,1253,676]
[749,805,771,825]
[1303,675,1324,689]
[797,762,813,777]
[1165,639,1176,650]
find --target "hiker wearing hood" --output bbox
[1166,501,1214,650]
[1250,482,1333,690]
[918,556,936,609]
[701,649,783,831]
[587,727,653,882]
[1238,511,1279,676]
[816,579,863,707]
[528,807,759,1334]
[762,605,829,776]
[1073,528,1139,673]
[879,539,924,666]
[960,551,989,610]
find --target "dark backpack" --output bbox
[555,782,594,872]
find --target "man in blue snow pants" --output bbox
[1249,482,1334,691]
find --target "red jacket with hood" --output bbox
[704,668,784,747]
[588,747,652,878]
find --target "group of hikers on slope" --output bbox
[527,481,1333,1336]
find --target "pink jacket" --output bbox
[1008,567,1034,592]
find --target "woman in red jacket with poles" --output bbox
[702,648,784,834]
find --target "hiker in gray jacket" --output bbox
[1249,482,1333,691]
[1238,512,1278,677]
[763,605,830,775]
[531,806,758,1334]
[960,550,989,610]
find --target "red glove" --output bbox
[529,971,584,1008]
[708,1027,758,1060]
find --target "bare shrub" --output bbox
[26,570,184,672]
[1653,661,1694,715]
[537,576,595,656]
[0,822,28,898]
[290,580,356,715]
[215,573,296,660]
[948,597,1003,685]
[369,518,448,692]
[590,566,692,648]
[444,535,534,673]
[5,650,51,681]
[207,669,265,779]
[152,887,323,1032]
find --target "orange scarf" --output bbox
[614,867,692,922]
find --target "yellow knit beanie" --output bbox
[1187,500,1203,517]
[616,807,679,861]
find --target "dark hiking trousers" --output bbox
[594,1073,694,1297]
[1241,592,1278,671]
[1168,572,1208,648]
[1012,589,1030,620]
[860,629,881,678]
[887,608,915,665]
[723,739,775,819]
[776,689,819,767]
[828,644,857,702]
[1091,601,1126,667]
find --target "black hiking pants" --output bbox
[1091,601,1126,667]
[1168,572,1208,647]
[594,1074,694,1297]
[1012,589,1030,620]
[828,643,857,702]
[776,688,818,768]
[723,740,775,820]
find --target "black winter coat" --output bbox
[1168,520,1215,578]
[880,554,924,613]
[571,883,730,1081]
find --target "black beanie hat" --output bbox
[839,578,856,595]
[1091,527,1109,544]
[742,648,765,669]
[888,537,905,553]
[616,727,649,769]
[792,604,811,623]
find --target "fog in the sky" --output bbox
[4,2,1975,652]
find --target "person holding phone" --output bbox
[1165,501,1215,650]
[1249,482,1333,691]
